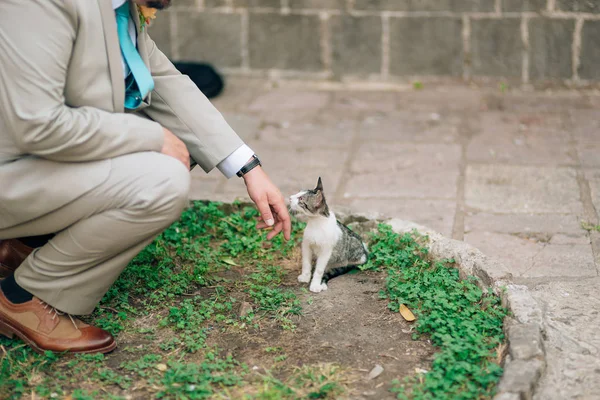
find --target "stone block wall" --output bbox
[149,0,600,84]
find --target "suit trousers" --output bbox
[0,152,190,315]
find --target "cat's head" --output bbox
[289,177,330,218]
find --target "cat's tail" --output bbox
[321,265,360,283]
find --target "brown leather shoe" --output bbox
[0,239,34,279]
[0,291,116,354]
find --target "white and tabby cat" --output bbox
[289,177,368,293]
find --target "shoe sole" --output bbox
[0,316,117,355]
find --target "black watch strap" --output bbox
[236,155,261,177]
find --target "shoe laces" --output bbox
[38,299,79,331]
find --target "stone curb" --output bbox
[335,210,546,400]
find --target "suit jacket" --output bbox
[0,0,243,230]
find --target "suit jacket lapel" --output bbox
[98,0,125,112]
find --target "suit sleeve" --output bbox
[0,1,164,163]
[141,30,244,173]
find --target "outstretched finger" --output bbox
[255,196,275,227]
[267,220,283,240]
[271,198,291,240]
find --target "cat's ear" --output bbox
[316,176,323,192]
[314,189,325,207]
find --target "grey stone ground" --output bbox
[191,78,600,399]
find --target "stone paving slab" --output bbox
[482,91,593,113]
[255,114,357,150]
[465,212,584,235]
[210,78,265,112]
[531,278,600,400]
[549,233,591,245]
[464,212,594,278]
[579,143,600,168]
[345,142,461,199]
[332,91,397,112]
[464,232,529,277]
[189,79,600,398]
[348,198,456,237]
[258,108,324,125]
[189,172,221,200]
[247,89,331,112]
[585,169,600,213]
[571,110,600,170]
[360,111,462,143]
[397,87,484,112]
[467,112,577,166]
[529,244,596,278]
[221,113,262,142]
[569,109,600,144]
[464,231,596,278]
[465,165,583,214]
[586,95,600,110]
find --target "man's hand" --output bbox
[243,166,291,241]
[161,128,190,169]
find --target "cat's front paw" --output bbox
[297,273,311,283]
[309,283,328,293]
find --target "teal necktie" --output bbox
[115,3,154,109]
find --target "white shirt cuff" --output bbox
[217,144,255,178]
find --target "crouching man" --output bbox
[0,0,291,354]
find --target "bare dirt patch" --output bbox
[207,272,435,399]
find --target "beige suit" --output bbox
[0,0,243,314]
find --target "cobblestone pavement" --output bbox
[192,78,600,399]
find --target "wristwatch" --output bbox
[236,155,262,177]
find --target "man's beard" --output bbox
[146,0,171,9]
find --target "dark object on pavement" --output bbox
[173,62,225,99]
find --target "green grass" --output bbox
[238,364,350,400]
[363,224,507,400]
[0,201,507,399]
[581,220,600,233]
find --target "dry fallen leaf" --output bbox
[155,363,168,372]
[368,364,384,380]
[221,257,239,266]
[399,304,416,322]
